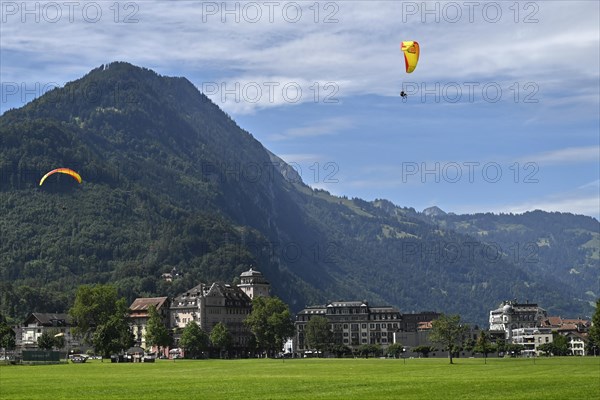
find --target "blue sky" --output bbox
[1,1,599,218]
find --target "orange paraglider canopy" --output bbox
[39,168,82,186]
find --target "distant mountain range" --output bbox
[1,62,597,326]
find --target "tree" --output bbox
[69,284,124,343]
[495,340,507,356]
[464,337,476,353]
[329,343,351,358]
[473,331,495,363]
[412,345,434,358]
[0,316,16,360]
[505,343,525,356]
[37,331,56,350]
[428,314,468,364]
[52,331,65,350]
[538,342,553,356]
[145,305,171,354]
[70,285,133,360]
[92,311,135,359]
[357,344,381,358]
[210,322,231,358]
[387,343,404,358]
[304,316,332,357]
[179,322,209,359]
[551,334,569,356]
[588,298,600,355]
[244,296,294,356]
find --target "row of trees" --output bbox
[302,314,474,363]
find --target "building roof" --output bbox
[240,268,263,277]
[558,323,580,332]
[129,297,169,317]
[562,318,590,326]
[560,331,588,341]
[544,316,563,327]
[543,316,590,330]
[174,283,204,299]
[297,307,326,315]
[23,313,72,326]
[370,306,399,313]
[205,282,252,304]
[327,301,368,308]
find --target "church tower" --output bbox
[238,267,270,299]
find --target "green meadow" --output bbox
[1,357,598,400]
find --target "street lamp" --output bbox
[402,347,406,365]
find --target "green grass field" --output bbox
[1,357,598,400]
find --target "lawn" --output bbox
[0,357,598,399]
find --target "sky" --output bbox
[1,0,599,219]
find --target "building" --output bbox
[560,331,587,356]
[170,283,206,329]
[511,327,553,356]
[399,311,440,332]
[489,300,548,340]
[542,316,591,333]
[199,282,254,349]
[168,268,270,354]
[295,301,401,354]
[391,312,440,351]
[238,268,270,299]
[128,297,170,351]
[17,313,83,352]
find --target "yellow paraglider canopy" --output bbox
[401,41,420,73]
[39,168,82,186]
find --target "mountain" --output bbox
[423,206,447,218]
[419,210,599,308]
[0,62,597,326]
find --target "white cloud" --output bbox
[2,1,598,113]
[269,117,352,140]
[518,146,600,165]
